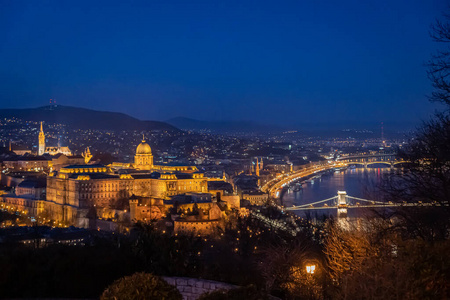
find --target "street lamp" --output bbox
[306,264,316,274]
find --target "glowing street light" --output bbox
[306,264,316,274]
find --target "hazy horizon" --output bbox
[0,103,422,132]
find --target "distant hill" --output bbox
[166,117,287,133]
[166,117,415,137]
[0,105,179,132]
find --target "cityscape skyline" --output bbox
[1,2,450,298]
[1,0,447,126]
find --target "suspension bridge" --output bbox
[246,191,446,236]
[285,191,445,217]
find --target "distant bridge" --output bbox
[285,191,444,218]
[261,153,409,198]
[336,153,409,168]
[247,191,444,236]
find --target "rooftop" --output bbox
[62,164,106,169]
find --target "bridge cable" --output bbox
[287,196,338,209]
[346,196,386,205]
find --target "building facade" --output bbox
[1,137,233,229]
[43,139,211,225]
[38,122,72,156]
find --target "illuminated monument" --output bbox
[112,137,198,173]
[1,135,238,231]
[38,122,45,156]
[82,147,93,164]
[134,136,154,170]
[43,137,210,226]
[38,122,72,156]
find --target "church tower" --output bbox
[255,157,260,177]
[38,122,45,156]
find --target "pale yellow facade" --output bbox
[42,137,210,226]
[10,137,221,227]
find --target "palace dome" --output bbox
[136,140,152,155]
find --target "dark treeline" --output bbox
[1,204,450,299]
[0,210,324,299]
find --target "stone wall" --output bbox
[163,277,237,300]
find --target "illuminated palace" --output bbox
[45,137,211,227]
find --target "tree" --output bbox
[259,242,324,300]
[379,14,450,241]
[380,114,450,241]
[131,222,203,277]
[0,210,15,224]
[327,14,450,299]
[191,203,200,216]
[109,189,130,211]
[101,272,182,300]
[323,221,372,284]
[427,14,450,106]
[198,285,270,300]
[86,205,98,230]
[322,220,450,300]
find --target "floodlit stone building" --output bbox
[2,136,235,230]
[43,138,212,226]
[38,122,72,156]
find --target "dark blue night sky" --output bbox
[0,0,447,127]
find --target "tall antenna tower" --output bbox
[49,99,57,110]
[381,122,385,147]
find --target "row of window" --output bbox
[81,192,125,199]
[80,187,131,192]
[79,182,132,189]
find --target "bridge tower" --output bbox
[337,191,348,218]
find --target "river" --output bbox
[281,167,391,218]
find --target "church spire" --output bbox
[256,157,260,177]
[38,121,45,156]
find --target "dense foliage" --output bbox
[101,272,181,300]
[1,203,450,300]
[0,209,323,299]
[197,285,270,300]
[323,220,450,300]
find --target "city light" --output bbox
[0,2,447,299]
